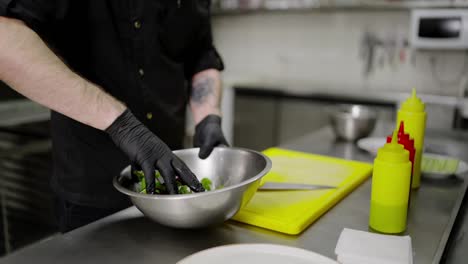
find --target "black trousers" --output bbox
[55,197,128,233]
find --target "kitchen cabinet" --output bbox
[0,84,56,256]
[425,103,457,131]
[0,121,56,257]
[234,95,277,151]
[277,99,331,144]
[233,87,395,151]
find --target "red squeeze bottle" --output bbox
[387,121,416,210]
[387,121,416,181]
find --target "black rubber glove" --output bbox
[106,109,204,194]
[193,115,229,159]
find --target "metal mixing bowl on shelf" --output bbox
[113,147,271,228]
[328,104,377,141]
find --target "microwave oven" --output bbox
[410,9,468,49]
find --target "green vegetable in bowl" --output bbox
[201,178,212,191]
[178,185,190,194]
[133,170,218,194]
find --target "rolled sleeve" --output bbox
[0,0,67,33]
[190,46,224,76]
[185,29,225,78]
[185,2,224,78]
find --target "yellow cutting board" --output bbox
[232,147,373,235]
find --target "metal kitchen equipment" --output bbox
[2,124,468,264]
[328,104,377,141]
[411,9,468,49]
[114,147,272,228]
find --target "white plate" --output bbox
[356,137,386,156]
[357,137,468,178]
[422,153,468,179]
[177,244,338,264]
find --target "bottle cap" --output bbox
[397,121,411,146]
[386,121,410,143]
[398,121,408,140]
[400,88,425,112]
[378,130,410,163]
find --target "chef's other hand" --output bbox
[194,115,229,159]
[106,109,204,194]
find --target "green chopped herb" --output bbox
[201,178,212,191]
[155,181,166,192]
[134,170,214,194]
[178,185,191,194]
[133,170,145,180]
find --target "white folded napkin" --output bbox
[335,228,413,264]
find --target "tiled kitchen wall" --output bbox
[212,10,468,97]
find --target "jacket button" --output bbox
[146,112,153,120]
[134,20,142,29]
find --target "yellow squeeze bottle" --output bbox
[369,131,412,234]
[397,89,427,189]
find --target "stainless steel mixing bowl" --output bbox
[328,104,377,141]
[113,147,272,228]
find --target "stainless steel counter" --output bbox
[1,123,468,264]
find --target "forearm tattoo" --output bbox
[191,76,215,105]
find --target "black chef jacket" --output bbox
[0,0,224,208]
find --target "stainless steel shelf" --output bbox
[212,0,468,14]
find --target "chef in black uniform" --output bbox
[0,0,228,232]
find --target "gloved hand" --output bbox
[106,109,204,194]
[193,115,229,159]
